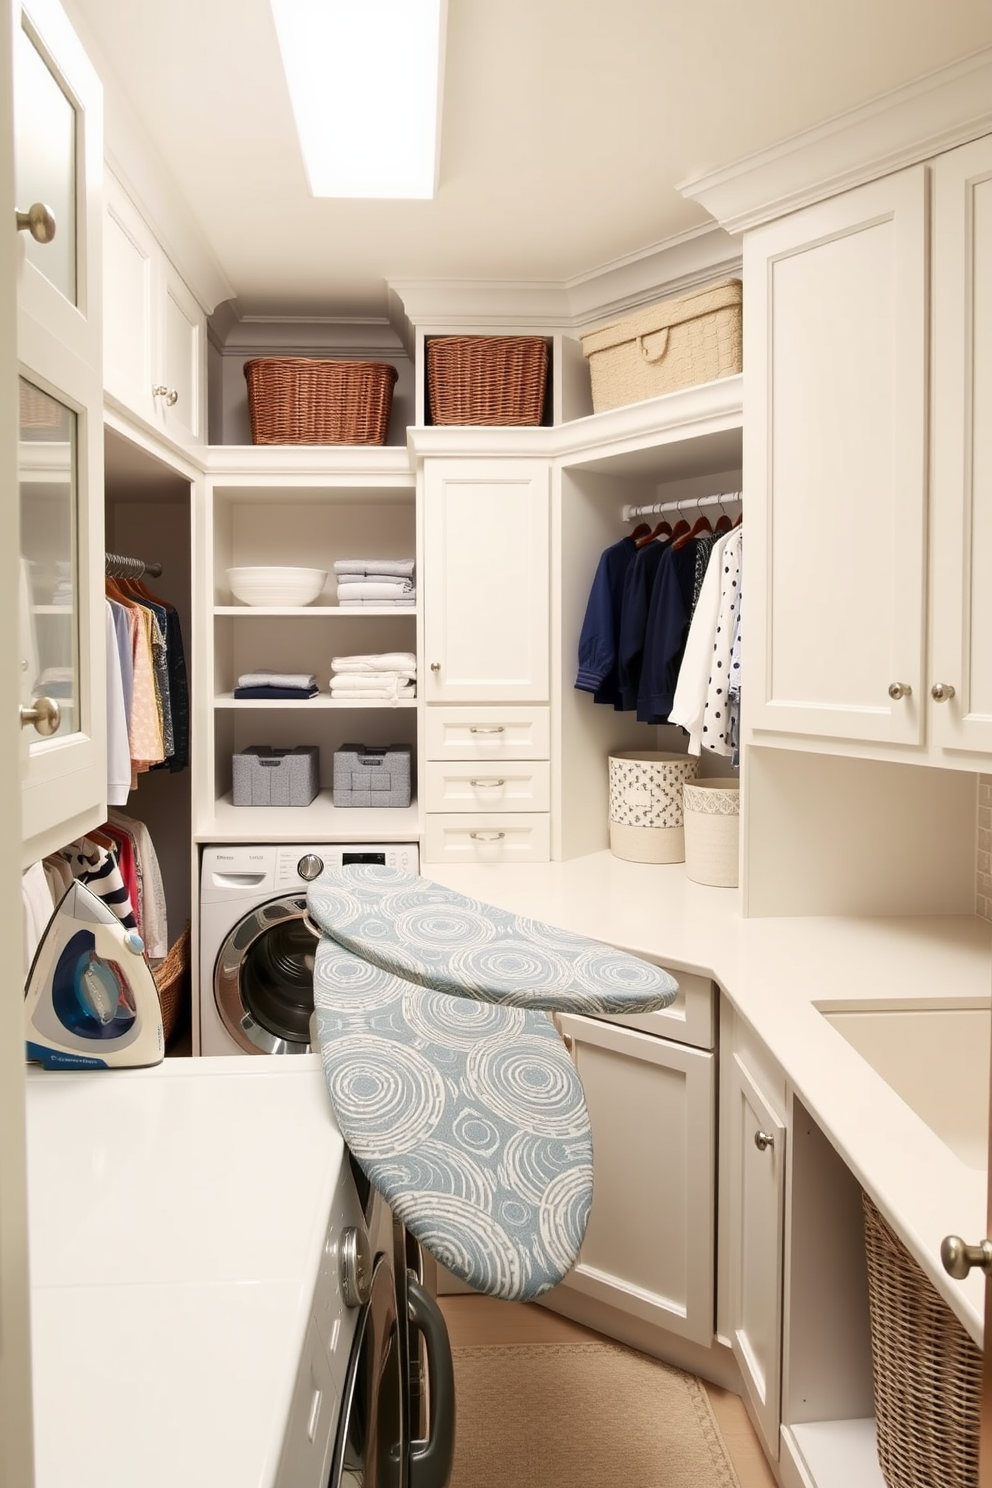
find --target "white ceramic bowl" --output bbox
[227,566,327,607]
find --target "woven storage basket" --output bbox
[862,1192,981,1488]
[682,778,740,887]
[427,336,548,426]
[580,278,742,413]
[152,922,191,1047]
[608,751,699,863]
[244,358,397,445]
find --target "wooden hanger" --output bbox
[629,521,651,541]
[635,517,673,547]
[672,510,713,551]
[713,498,733,535]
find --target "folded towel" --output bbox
[335,578,415,599]
[233,685,319,699]
[329,670,414,691]
[331,652,417,674]
[237,670,318,690]
[338,598,416,607]
[329,681,416,701]
[333,558,415,578]
[336,572,413,588]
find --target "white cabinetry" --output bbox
[103,170,205,447]
[198,451,420,842]
[744,136,992,766]
[554,970,716,1348]
[16,0,106,863]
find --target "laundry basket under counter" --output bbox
[608,751,699,864]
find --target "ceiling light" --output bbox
[270,0,445,200]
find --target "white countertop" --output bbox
[425,852,992,1347]
[26,1055,342,1488]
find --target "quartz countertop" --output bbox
[425,852,992,1347]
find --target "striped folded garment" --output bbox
[331,653,417,674]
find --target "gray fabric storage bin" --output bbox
[232,745,319,806]
[333,743,411,808]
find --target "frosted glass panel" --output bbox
[15,23,76,304]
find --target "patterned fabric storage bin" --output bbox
[682,778,740,887]
[580,279,742,412]
[333,743,412,808]
[232,745,320,806]
[608,752,699,863]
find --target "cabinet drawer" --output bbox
[425,706,550,761]
[424,813,550,864]
[595,968,716,1050]
[424,761,550,813]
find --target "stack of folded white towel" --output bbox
[329,652,417,703]
[333,559,415,606]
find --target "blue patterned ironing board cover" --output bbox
[308,865,678,1302]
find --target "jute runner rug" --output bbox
[449,1341,742,1488]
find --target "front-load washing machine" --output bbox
[199,842,420,1056]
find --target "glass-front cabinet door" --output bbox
[15,0,104,865]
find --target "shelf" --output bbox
[198,793,422,844]
[33,605,72,615]
[785,1420,886,1488]
[214,606,417,618]
[214,694,417,709]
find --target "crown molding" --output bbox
[679,45,992,234]
[565,226,741,329]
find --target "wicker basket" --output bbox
[682,778,740,887]
[427,336,548,426]
[152,922,191,1047]
[580,279,742,413]
[862,1192,981,1488]
[244,358,398,445]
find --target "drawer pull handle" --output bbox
[469,725,505,733]
[470,779,505,788]
[754,1130,774,1153]
[469,831,505,842]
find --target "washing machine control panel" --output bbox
[274,843,419,890]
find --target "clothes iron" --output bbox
[25,880,164,1070]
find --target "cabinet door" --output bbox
[103,172,157,426]
[726,1051,787,1460]
[744,167,927,747]
[16,0,105,863]
[423,459,549,702]
[930,135,992,756]
[160,258,204,445]
[556,1015,715,1347]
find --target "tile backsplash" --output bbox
[978,775,992,921]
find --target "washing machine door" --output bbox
[214,894,317,1054]
[330,1252,405,1488]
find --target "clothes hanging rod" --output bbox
[621,491,742,522]
[105,551,162,580]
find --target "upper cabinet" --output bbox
[744,137,992,767]
[103,170,205,448]
[15,0,106,864]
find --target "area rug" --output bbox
[450,1341,742,1488]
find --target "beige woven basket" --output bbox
[427,336,548,426]
[580,279,742,413]
[862,1192,981,1488]
[244,358,397,445]
[683,778,740,887]
[152,922,191,1047]
[608,751,699,863]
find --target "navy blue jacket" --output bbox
[574,535,641,709]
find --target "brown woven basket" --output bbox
[862,1192,981,1488]
[427,336,548,426]
[152,922,191,1047]
[244,358,398,445]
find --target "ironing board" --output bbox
[308,865,678,1302]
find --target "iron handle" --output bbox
[931,682,956,702]
[469,778,505,788]
[754,1130,774,1152]
[16,202,56,243]
[19,696,61,736]
[469,831,505,842]
[941,1234,992,1279]
[152,384,179,406]
[888,682,912,700]
[430,661,440,673]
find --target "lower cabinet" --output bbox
[555,1012,715,1348]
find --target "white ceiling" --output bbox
[66,0,992,318]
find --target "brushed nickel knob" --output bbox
[430,661,441,673]
[888,682,912,700]
[340,1226,372,1307]
[19,697,61,736]
[940,1234,992,1279]
[297,853,324,882]
[931,683,956,702]
[152,384,179,406]
[16,202,56,243]
[754,1130,774,1152]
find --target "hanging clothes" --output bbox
[635,539,698,724]
[57,836,138,932]
[669,526,743,756]
[574,534,643,709]
[22,861,55,979]
[107,809,169,959]
[699,526,743,757]
[105,567,191,792]
[106,601,131,806]
[617,537,669,712]
[669,529,733,753]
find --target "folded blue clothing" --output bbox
[312,936,592,1301]
[307,864,678,1014]
[233,685,319,699]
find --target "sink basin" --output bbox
[818,1002,991,1170]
